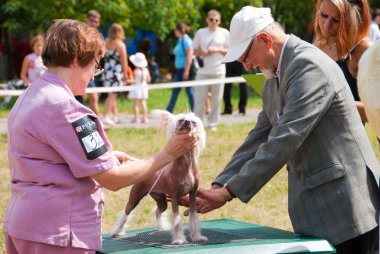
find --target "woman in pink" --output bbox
[3,19,198,254]
[20,34,47,86]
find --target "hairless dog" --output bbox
[110,110,208,244]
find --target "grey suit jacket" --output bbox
[214,35,380,245]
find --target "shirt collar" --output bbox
[276,34,290,82]
[40,70,74,97]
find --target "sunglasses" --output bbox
[209,18,219,23]
[94,58,104,77]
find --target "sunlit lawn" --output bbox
[1,84,379,252]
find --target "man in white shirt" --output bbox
[193,10,229,131]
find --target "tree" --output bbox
[263,0,315,41]
[1,0,377,79]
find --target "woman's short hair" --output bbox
[30,35,44,48]
[108,23,125,41]
[313,0,371,58]
[42,19,104,68]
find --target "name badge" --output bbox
[72,116,107,160]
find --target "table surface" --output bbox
[97,219,335,254]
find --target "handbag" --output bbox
[195,56,204,68]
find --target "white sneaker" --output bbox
[234,112,246,117]
[113,116,121,124]
[102,117,115,126]
[208,126,218,132]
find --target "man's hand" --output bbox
[195,187,233,214]
[170,185,234,215]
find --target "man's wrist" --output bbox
[211,183,223,189]
[224,185,236,202]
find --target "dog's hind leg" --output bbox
[150,193,171,231]
[188,189,208,242]
[170,195,188,244]
[109,183,148,236]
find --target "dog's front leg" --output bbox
[171,195,188,244]
[188,188,208,242]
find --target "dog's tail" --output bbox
[109,210,136,236]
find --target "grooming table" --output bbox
[97,219,335,253]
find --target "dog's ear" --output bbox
[150,110,174,133]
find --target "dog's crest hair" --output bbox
[151,109,206,160]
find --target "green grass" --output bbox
[0,122,292,253]
[1,83,379,252]
[2,122,379,252]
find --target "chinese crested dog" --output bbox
[110,110,207,244]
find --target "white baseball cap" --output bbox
[223,6,274,63]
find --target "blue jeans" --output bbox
[166,68,194,113]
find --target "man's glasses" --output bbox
[238,37,256,65]
[94,58,104,76]
[209,18,219,23]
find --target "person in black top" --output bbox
[313,0,372,123]
[222,61,248,116]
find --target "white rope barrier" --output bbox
[0,76,249,96]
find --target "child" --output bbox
[20,35,46,86]
[128,52,151,123]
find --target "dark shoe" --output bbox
[221,111,232,115]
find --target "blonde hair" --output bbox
[313,0,371,58]
[108,23,125,41]
[42,19,104,68]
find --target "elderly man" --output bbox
[190,6,380,254]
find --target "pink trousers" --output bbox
[4,233,96,254]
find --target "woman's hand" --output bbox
[183,70,189,80]
[163,130,198,160]
[112,150,138,166]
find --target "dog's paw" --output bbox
[109,211,129,236]
[191,234,208,242]
[110,229,125,236]
[171,237,188,245]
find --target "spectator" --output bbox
[128,52,151,124]
[86,10,102,115]
[358,39,380,146]
[147,54,161,83]
[370,8,380,41]
[222,61,248,116]
[74,10,102,108]
[313,0,372,122]
[166,22,195,113]
[20,34,46,86]
[181,6,380,254]
[101,23,129,126]
[138,38,160,83]
[3,19,197,253]
[193,9,229,131]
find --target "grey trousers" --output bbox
[194,73,225,128]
